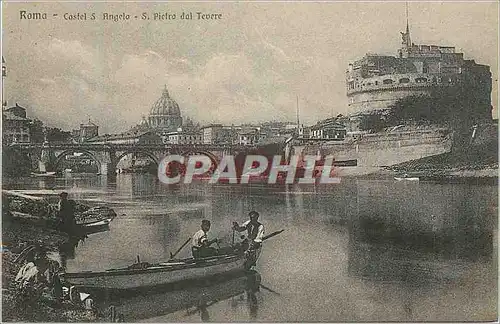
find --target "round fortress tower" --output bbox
[346,22,492,119]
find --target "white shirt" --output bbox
[242,220,265,243]
[192,229,208,248]
[15,262,39,288]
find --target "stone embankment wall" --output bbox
[471,123,498,147]
[297,128,453,168]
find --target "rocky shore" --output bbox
[364,141,498,182]
[1,191,113,322]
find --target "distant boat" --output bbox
[30,171,57,177]
[394,176,419,181]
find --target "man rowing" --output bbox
[233,211,264,268]
[191,220,220,258]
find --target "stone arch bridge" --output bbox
[9,143,260,177]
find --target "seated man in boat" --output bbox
[192,220,220,259]
[233,211,264,267]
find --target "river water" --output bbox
[3,173,498,322]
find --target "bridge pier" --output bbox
[97,150,118,178]
[99,162,109,176]
[39,142,55,172]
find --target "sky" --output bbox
[2,1,498,133]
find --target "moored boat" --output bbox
[76,206,117,228]
[30,171,57,177]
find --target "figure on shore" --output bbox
[233,211,264,268]
[58,192,77,235]
[191,220,220,258]
[14,245,63,305]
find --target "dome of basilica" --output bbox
[147,86,183,132]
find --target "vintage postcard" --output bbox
[1,1,498,322]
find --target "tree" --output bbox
[46,127,72,143]
[359,113,388,132]
[29,119,45,143]
[388,94,434,124]
[387,83,489,152]
[388,81,490,127]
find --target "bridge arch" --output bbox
[53,149,102,173]
[114,150,160,173]
[180,151,219,170]
[115,150,160,165]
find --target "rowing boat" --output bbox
[61,230,282,291]
[60,252,255,291]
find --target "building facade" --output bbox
[163,128,203,145]
[201,124,223,144]
[201,124,238,145]
[346,23,492,119]
[308,118,347,140]
[72,119,99,143]
[2,104,31,144]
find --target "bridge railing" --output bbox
[8,142,259,151]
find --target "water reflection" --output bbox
[101,271,263,322]
[345,180,496,321]
[58,225,110,268]
[3,174,497,321]
[351,180,494,263]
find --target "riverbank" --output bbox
[1,193,110,322]
[355,141,498,182]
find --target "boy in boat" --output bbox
[233,211,264,267]
[192,220,220,258]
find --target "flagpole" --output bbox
[296,96,299,128]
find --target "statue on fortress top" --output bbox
[401,21,411,48]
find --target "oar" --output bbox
[260,284,281,296]
[184,300,219,317]
[170,237,191,260]
[262,230,284,241]
[13,245,36,263]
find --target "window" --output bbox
[383,79,393,84]
[399,78,410,84]
[415,77,428,83]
